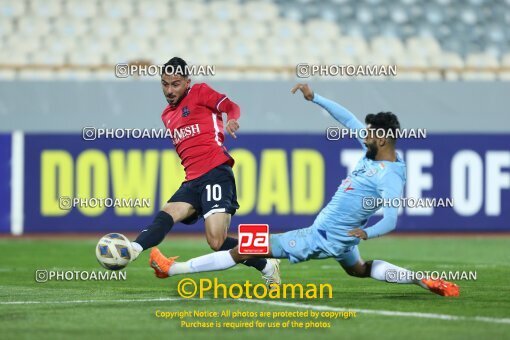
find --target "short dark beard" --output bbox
[365,143,378,160]
[168,91,187,107]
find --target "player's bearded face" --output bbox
[364,126,379,160]
[161,74,190,106]
[365,140,378,160]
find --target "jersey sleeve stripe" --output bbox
[215,96,227,113]
[211,113,222,146]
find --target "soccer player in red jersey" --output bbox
[129,57,280,287]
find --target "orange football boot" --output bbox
[421,278,460,297]
[149,247,178,279]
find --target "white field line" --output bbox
[237,298,510,325]
[1,297,509,325]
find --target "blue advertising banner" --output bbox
[0,134,11,233]
[20,133,510,233]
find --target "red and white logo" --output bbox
[170,123,201,145]
[238,224,269,254]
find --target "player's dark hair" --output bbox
[162,57,188,77]
[365,112,400,144]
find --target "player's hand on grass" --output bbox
[348,228,368,240]
[291,83,314,101]
[226,119,239,139]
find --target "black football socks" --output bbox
[220,236,267,271]
[134,211,174,250]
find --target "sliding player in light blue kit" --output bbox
[150,83,459,297]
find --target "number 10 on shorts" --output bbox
[238,224,269,254]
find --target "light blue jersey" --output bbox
[270,93,406,265]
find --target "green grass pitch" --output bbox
[1,236,509,339]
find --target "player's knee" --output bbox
[207,238,224,251]
[163,202,193,223]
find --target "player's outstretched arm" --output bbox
[200,83,241,139]
[362,205,398,239]
[291,83,365,130]
[224,101,240,139]
[218,97,240,139]
[360,172,404,239]
[291,83,366,147]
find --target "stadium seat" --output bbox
[100,0,134,19]
[174,1,207,21]
[251,51,288,67]
[30,0,63,18]
[74,36,113,61]
[126,19,159,39]
[0,69,17,80]
[159,18,197,39]
[17,17,52,37]
[64,0,98,18]
[90,18,124,38]
[45,37,76,57]
[197,21,232,40]
[116,39,153,61]
[0,0,508,80]
[499,52,510,80]
[371,36,406,60]
[208,1,243,21]
[263,38,300,61]
[357,53,392,67]
[394,52,428,68]
[30,51,66,65]
[0,50,29,65]
[280,6,303,21]
[68,51,104,66]
[302,40,336,63]
[3,35,40,55]
[243,1,280,21]
[151,40,192,66]
[406,36,442,58]
[305,19,341,42]
[137,0,172,19]
[191,37,225,60]
[465,53,500,68]
[270,19,303,40]
[336,36,370,59]
[355,6,375,25]
[429,52,464,81]
[0,0,25,18]
[225,40,259,65]
[462,53,499,81]
[235,20,270,40]
[0,18,14,40]
[53,18,89,38]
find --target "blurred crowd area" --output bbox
[0,0,509,80]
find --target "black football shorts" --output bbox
[168,163,240,225]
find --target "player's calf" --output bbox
[342,260,372,278]
[204,213,269,272]
[131,202,196,260]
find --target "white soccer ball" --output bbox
[95,233,133,270]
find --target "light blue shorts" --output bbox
[269,226,361,267]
